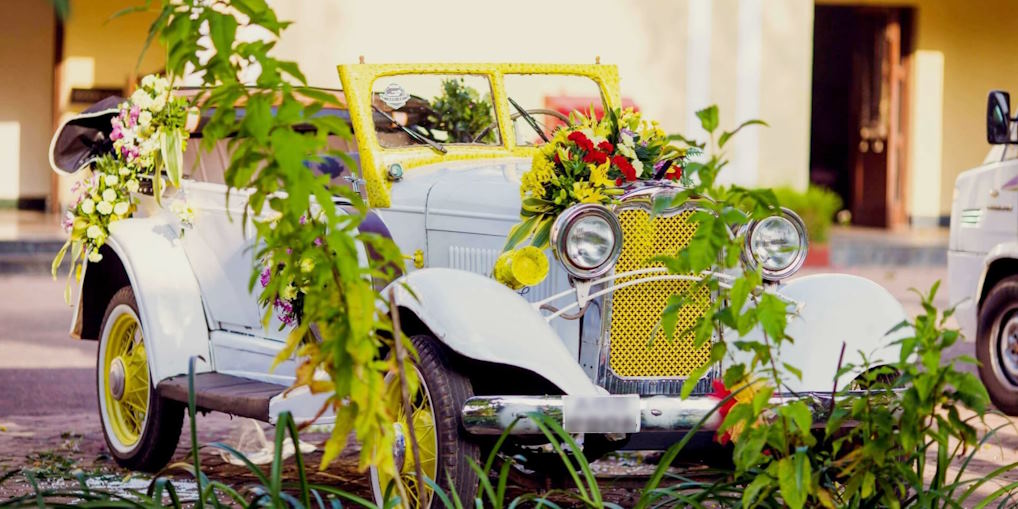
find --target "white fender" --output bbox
[105,217,212,383]
[735,273,909,392]
[386,268,600,396]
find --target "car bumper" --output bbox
[461,391,886,435]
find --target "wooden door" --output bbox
[851,9,910,228]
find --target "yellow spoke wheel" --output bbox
[369,335,480,509]
[97,286,183,473]
[103,312,150,448]
[376,366,439,508]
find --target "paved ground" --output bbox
[0,267,1015,505]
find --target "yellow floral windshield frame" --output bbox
[337,63,622,208]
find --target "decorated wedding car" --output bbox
[51,64,908,503]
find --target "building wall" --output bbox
[268,0,815,192]
[54,0,165,205]
[0,2,55,205]
[819,0,1018,221]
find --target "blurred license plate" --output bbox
[563,395,641,433]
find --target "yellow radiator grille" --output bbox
[608,208,712,378]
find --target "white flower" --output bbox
[151,94,167,113]
[632,158,645,178]
[87,249,103,263]
[131,89,153,110]
[138,110,153,127]
[86,225,102,239]
[620,131,635,147]
[102,188,117,202]
[104,174,118,186]
[113,201,129,216]
[126,179,139,193]
[97,201,114,215]
[80,199,95,215]
[141,75,157,89]
[119,167,131,176]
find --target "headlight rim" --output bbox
[741,207,809,281]
[551,203,623,280]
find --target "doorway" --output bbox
[810,5,914,228]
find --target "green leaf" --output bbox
[160,129,184,188]
[777,452,811,509]
[529,217,554,249]
[718,119,768,148]
[208,12,238,57]
[696,105,719,134]
[503,215,539,251]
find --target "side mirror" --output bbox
[988,90,1013,145]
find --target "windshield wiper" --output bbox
[372,105,447,154]
[508,96,550,143]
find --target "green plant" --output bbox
[653,106,1018,507]
[137,0,407,476]
[772,186,842,243]
[425,78,495,143]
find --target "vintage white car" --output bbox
[51,63,908,504]
[949,90,1018,415]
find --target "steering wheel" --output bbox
[473,109,572,144]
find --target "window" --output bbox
[503,74,606,146]
[371,74,500,148]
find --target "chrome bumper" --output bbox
[461,392,880,435]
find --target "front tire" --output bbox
[977,276,1018,415]
[97,286,183,472]
[369,335,480,508]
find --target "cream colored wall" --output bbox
[819,0,1018,219]
[53,0,165,206]
[268,0,814,191]
[0,2,54,202]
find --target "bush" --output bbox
[772,185,842,243]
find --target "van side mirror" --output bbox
[988,90,1013,145]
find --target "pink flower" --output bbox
[259,266,272,287]
[130,105,140,126]
[61,211,74,233]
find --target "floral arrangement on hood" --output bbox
[494,108,696,290]
[53,74,195,295]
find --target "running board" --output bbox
[157,373,287,421]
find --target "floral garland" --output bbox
[257,214,321,327]
[494,108,697,289]
[53,75,194,292]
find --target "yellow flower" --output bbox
[494,247,550,289]
[589,161,614,189]
[572,181,606,204]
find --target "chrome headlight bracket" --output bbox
[740,207,809,282]
[551,204,623,279]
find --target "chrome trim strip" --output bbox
[460,390,901,435]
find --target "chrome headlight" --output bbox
[551,204,623,279]
[742,208,808,281]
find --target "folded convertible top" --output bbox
[48,95,122,175]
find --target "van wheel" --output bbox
[97,286,183,472]
[977,276,1018,415]
[369,335,480,508]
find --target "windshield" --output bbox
[371,74,500,148]
[503,73,608,146]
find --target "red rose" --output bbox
[597,140,614,153]
[567,131,594,152]
[583,150,608,165]
[615,177,624,186]
[612,155,637,181]
[554,152,561,164]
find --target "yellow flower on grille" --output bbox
[494,246,549,289]
[572,181,605,204]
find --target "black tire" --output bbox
[977,276,1018,415]
[96,286,184,472]
[370,334,480,508]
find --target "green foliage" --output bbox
[143,0,405,475]
[772,185,843,243]
[425,78,495,143]
[657,107,1018,507]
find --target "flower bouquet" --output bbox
[494,108,697,289]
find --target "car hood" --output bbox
[390,158,530,235]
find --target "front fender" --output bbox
[386,268,599,396]
[735,274,909,392]
[104,217,211,383]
